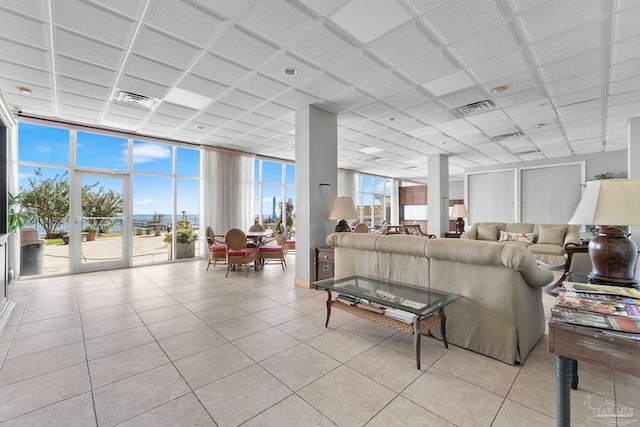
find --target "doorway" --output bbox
[71,172,129,273]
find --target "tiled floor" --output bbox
[0,257,638,426]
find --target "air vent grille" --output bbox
[516,149,542,157]
[113,90,157,110]
[456,100,497,116]
[490,131,525,142]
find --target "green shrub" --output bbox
[163,228,198,244]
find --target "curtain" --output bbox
[337,169,357,198]
[202,147,255,237]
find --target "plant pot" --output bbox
[167,242,195,260]
[47,231,60,239]
[85,232,97,241]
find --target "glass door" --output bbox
[71,171,129,273]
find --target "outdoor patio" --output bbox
[39,235,202,275]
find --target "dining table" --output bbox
[246,230,273,245]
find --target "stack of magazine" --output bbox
[551,281,640,339]
[333,285,425,324]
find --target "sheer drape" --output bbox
[202,147,255,237]
[337,169,357,198]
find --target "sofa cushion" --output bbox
[537,224,568,245]
[529,243,564,256]
[477,224,498,241]
[504,223,534,233]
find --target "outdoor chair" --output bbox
[224,228,259,277]
[259,232,287,270]
[206,226,226,270]
[353,223,369,233]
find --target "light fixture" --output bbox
[328,196,358,232]
[196,126,205,130]
[491,85,508,94]
[568,179,640,286]
[533,123,546,129]
[283,67,298,76]
[388,117,398,122]
[319,182,330,198]
[451,204,468,234]
[16,86,32,95]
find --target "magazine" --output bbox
[564,291,640,306]
[551,307,640,334]
[556,294,640,318]
[563,282,640,298]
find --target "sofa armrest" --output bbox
[564,225,581,245]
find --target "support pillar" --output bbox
[294,106,337,288]
[427,155,449,237]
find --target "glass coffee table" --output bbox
[314,275,460,369]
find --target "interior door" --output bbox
[71,172,128,273]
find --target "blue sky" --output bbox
[18,123,200,216]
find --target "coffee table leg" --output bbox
[414,320,421,370]
[556,355,572,427]
[439,308,449,348]
[324,289,332,328]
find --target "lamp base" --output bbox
[588,226,638,287]
[455,218,465,234]
[335,220,351,233]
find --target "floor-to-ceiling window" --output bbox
[356,174,392,228]
[16,121,201,276]
[253,158,295,235]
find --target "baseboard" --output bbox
[294,277,313,289]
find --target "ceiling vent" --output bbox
[113,90,158,110]
[516,149,542,156]
[490,131,525,142]
[456,99,497,116]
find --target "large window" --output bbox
[17,121,201,275]
[253,159,295,235]
[356,174,392,228]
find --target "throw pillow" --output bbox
[499,231,512,241]
[477,225,498,241]
[537,225,568,245]
[512,232,534,244]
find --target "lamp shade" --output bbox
[451,204,468,218]
[568,179,640,226]
[328,197,358,221]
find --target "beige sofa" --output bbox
[326,232,553,365]
[460,222,580,265]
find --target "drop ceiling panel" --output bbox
[384,88,430,109]
[237,111,275,127]
[145,0,225,47]
[470,50,529,82]
[450,23,518,66]
[615,35,640,64]
[133,26,203,69]
[0,60,51,87]
[118,74,170,99]
[397,49,458,84]
[610,76,640,95]
[58,91,106,110]
[551,87,601,108]
[0,8,49,49]
[330,0,413,44]
[106,102,151,119]
[328,52,389,85]
[440,88,487,109]
[617,5,640,39]
[532,21,602,65]
[54,0,137,47]
[218,89,266,110]
[1,0,47,19]
[257,51,320,85]
[0,38,49,70]
[237,0,316,46]
[358,72,412,98]
[423,0,504,43]
[57,76,111,99]
[211,25,279,69]
[252,102,293,119]
[272,89,319,109]
[205,102,246,119]
[192,53,251,86]
[329,89,375,109]
[298,73,351,99]
[176,74,228,99]
[368,21,437,65]
[289,24,356,68]
[154,102,199,119]
[55,28,125,70]
[236,74,288,99]
[518,0,601,42]
[59,104,102,121]
[124,54,184,86]
[95,0,146,19]
[540,49,602,82]
[545,71,601,96]
[57,55,118,86]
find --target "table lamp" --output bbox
[451,204,468,234]
[329,196,358,232]
[568,179,640,286]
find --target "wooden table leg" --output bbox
[556,355,572,427]
[324,289,332,328]
[571,359,578,390]
[439,308,449,348]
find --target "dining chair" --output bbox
[224,228,260,277]
[259,232,287,270]
[248,223,265,232]
[205,226,226,270]
[353,223,369,233]
[403,224,436,238]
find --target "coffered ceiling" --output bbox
[0,0,637,180]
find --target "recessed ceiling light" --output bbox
[491,85,508,94]
[16,86,32,95]
[196,126,205,130]
[533,123,546,129]
[388,117,398,122]
[283,67,297,76]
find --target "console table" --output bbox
[314,247,334,282]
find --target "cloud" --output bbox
[135,198,153,206]
[129,143,171,164]
[36,144,51,153]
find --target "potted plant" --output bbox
[99,220,114,235]
[59,230,69,245]
[151,212,164,236]
[164,228,199,259]
[83,225,98,241]
[8,192,35,280]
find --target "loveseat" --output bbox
[460,222,580,265]
[326,232,554,365]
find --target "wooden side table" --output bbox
[314,247,334,282]
[444,232,462,238]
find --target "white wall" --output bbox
[449,180,464,199]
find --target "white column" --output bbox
[427,155,449,236]
[294,106,337,288]
[628,118,640,247]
